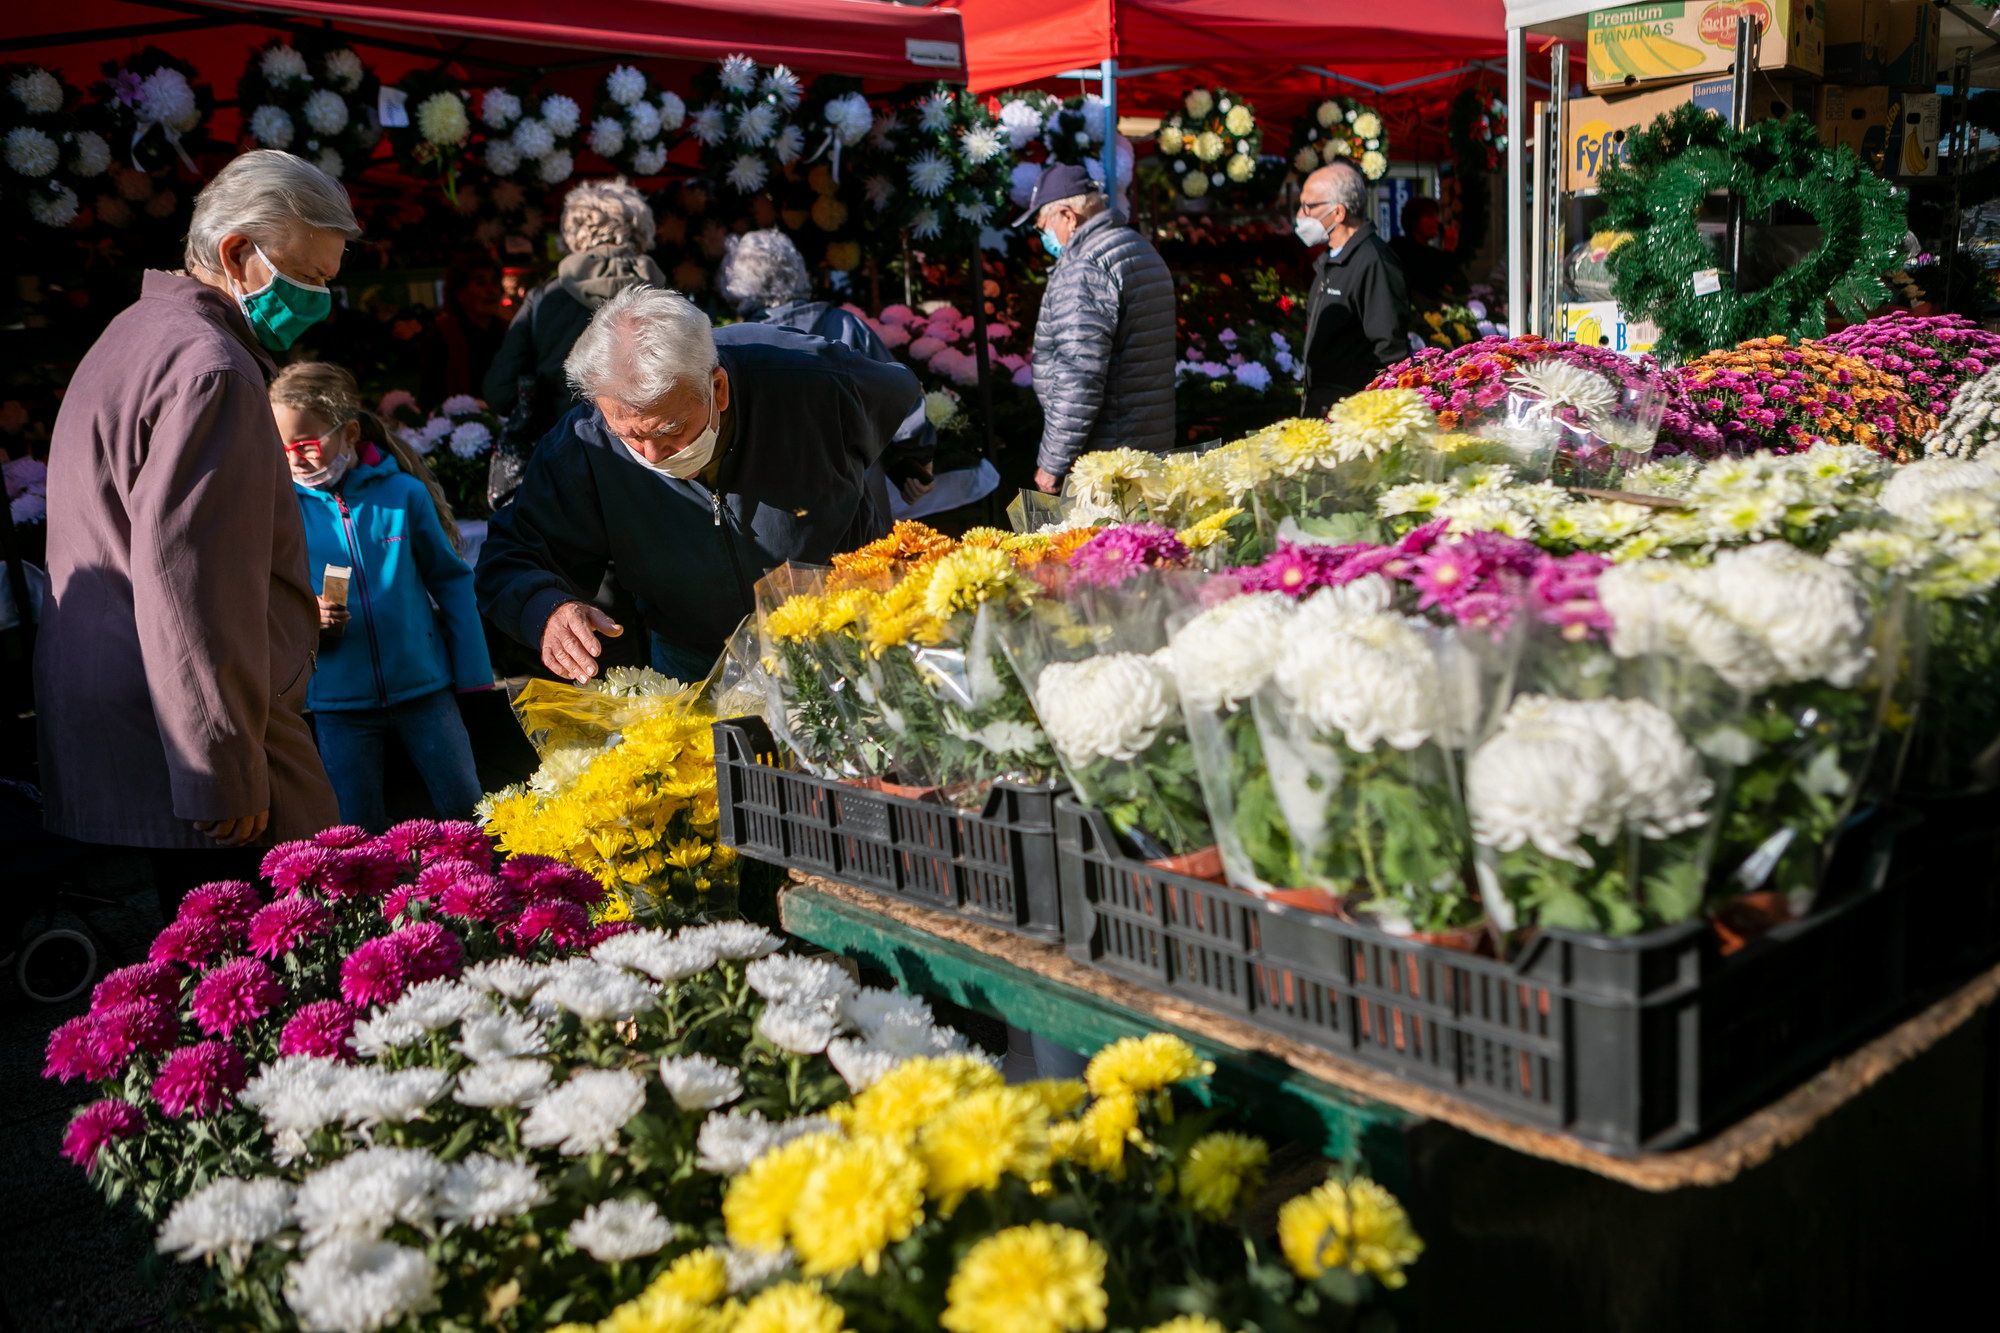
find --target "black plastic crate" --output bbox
[1889,791,2000,996]
[1056,797,1911,1155]
[714,717,1064,940]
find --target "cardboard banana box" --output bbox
[1586,0,1826,92]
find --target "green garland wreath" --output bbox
[1597,103,1906,363]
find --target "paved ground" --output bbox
[0,850,197,1333]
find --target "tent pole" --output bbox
[970,241,996,464]
[1101,58,1119,204]
[1507,24,1527,332]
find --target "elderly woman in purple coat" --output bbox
[35,150,357,908]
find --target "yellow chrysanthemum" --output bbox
[788,1135,926,1277]
[958,526,1013,549]
[941,1223,1109,1333]
[1325,389,1435,459]
[1193,130,1227,162]
[1142,1319,1228,1333]
[1177,1132,1269,1221]
[1085,1034,1214,1099]
[1224,104,1254,137]
[825,551,895,592]
[860,603,945,657]
[1068,447,1166,513]
[724,1132,840,1252]
[1176,506,1243,552]
[839,1053,1003,1143]
[1017,1078,1089,1118]
[733,1282,849,1333]
[922,546,1024,619]
[597,1291,731,1333]
[1060,1092,1140,1177]
[918,1086,1053,1211]
[1276,1177,1424,1289]
[818,589,874,636]
[764,594,825,643]
[645,1248,730,1307]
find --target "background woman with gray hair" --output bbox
[483,177,666,507]
[34,149,351,910]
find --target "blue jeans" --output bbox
[313,690,483,832]
[649,633,715,687]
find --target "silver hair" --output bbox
[1321,161,1372,221]
[565,285,718,409]
[1047,192,1107,220]
[716,228,811,315]
[184,149,359,271]
[560,177,656,254]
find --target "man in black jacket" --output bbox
[475,286,927,684]
[1296,161,1412,418]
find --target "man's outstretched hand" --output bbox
[541,601,624,683]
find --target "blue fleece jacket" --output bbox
[294,449,493,712]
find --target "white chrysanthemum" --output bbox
[1036,654,1176,764]
[302,89,349,137]
[629,143,669,176]
[725,1243,795,1293]
[521,1068,647,1155]
[10,69,63,116]
[484,138,522,176]
[1597,561,1780,691]
[605,64,647,107]
[719,53,759,95]
[1468,708,1621,866]
[509,116,555,160]
[1326,388,1435,460]
[659,1054,744,1111]
[1878,456,2000,518]
[537,149,574,186]
[761,64,803,109]
[294,1146,444,1246]
[627,98,663,143]
[1168,593,1296,712]
[1828,527,1930,577]
[157,1177,294,1264]
[248,104,295,149]
[416,92,469,147]
[240,1056,353,1162]
[67,130,111,178]
[350,1010,424,1057]
[594,930,719,983]
[825,91,873,144]
[6,126,60,177]
[136,68,198,132]
[960,124,1005,166]
[773,123,807,165]
[735,102,778,146]
[453,1009,546,1063]
[827,1038,905,1091]
[922,387,963,428]
[533,959,655,1023]
[463,957,547,1000]
[1702,543,1875,688]
[387,978,489,1031]
[587,116,625,158]
[840,986,931,1036]
[910,207,943,240]
[658,90,687,130]
[539,93,581,137]
[261,44,310,85]
[448,420,492,459]
[954,199,994,226]
[341,1068,452,1129]
[681,921,780,960]
[1360,150,1388,179]
[696,1108,779,1174]
[323,48,365,92]
[757,1003,840,1054]
[285,1238,440,1333]
[865,173,897,211]
[437,1154,547,1229]
[28,183,78,228]
[569,1198,674,1263]
[1509,359,1618,425]
[745,954,855,1010]
[1554,696,1712,838]
[918,92,954,132]
[1275,612,1445,751]
[726,153,768,193]
[454,1058,552,1109]
[998,97,1043,149]
[691,103,728,145]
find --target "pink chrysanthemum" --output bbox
[1065,524,1191,588]
[151,1041,246,1118]
[340,937,411,1008]
[89,960,182,1014]
[189,958,285,1037]
[377,819,445,865]
[320,845,404,900]
[381,884,425,923]
[61,1098,146,1169]
[45,1014,115,1083]
[313,825,373,849]
[147,914,237,968]
[175,881,263,929]
[500,856,603,908]
[279,1000,360,1060]
[428,821,494,867]
[260,839,328,893]
[507,899,592,952]
[437,870,522,924]
[246,896,332,959]
[586,920,636,948]
[389,921,463,984]
[88,999,178,1069]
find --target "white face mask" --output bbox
[1294,213,1330,248]
[622,391,720,481]
[295,450,354,491]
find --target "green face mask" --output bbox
[235,243,332,352]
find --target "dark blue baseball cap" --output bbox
[1012,162,1098,226]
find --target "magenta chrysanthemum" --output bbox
[176,880,262,929]
[377,818,445,865]
[586,920,636,948]
[279,1000,360,1060]
[320,844,404,900]
[147,914,237,968]
[428,821,494,866]
[389,921,464,983]
[88,999,178,1069]
[246,896,332,959]
[151,1041,246,1118]
[260,839,327,893]
[437,869,522,924]
[1065,524,1191,588]
[499,855,602,908]
[45,1014,115,1082]
[1819,312,2000,417]
[189,958,285,1037]
[313,825,373,849]
[61,1099,146,1169]
[340,937,411,1008]
[507,899,592,952]
[90,960,181,1013]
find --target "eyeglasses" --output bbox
[283,438,328,458]
[1298,196,1338,212]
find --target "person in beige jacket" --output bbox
[35,150,356,908]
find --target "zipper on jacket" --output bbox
[336,494,390,706]
[707,485,753,613]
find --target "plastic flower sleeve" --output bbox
[752,564,882,779]
[1249,602,1477,930]
[997,569,1215,862]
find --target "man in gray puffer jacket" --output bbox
[1021,164,1176,492]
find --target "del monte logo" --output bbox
[1697,0,1773,47]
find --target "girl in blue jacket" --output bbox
[270,363,494,831]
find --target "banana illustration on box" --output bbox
[1589,21,1708,85]
[1898,100,1933,176]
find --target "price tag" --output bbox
[1691,269,1723,297]
[378,87,409,129]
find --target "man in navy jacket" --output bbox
[475,286,927,683]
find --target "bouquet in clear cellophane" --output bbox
[753,563,889,779]
[1241,393,1444,552]
[478,668,737,920]
[999,567,1217,867]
